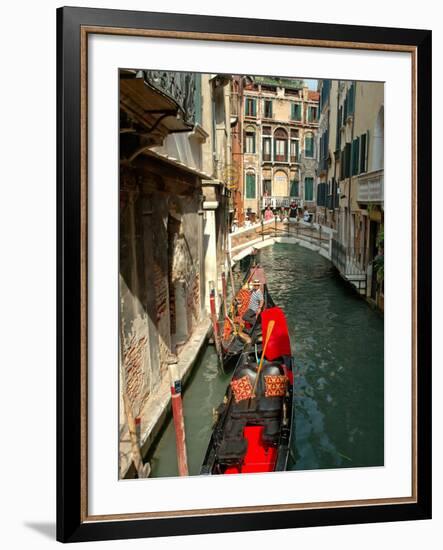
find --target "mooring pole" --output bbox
[168,362,189,477]
[226,250,236,298]
[122,392,151,479]
[221,271,228,318]
[209,281,224,368]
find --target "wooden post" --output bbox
[168,362,189,476]
[209,281,224,368]
[226,250,236,298]
[221,271,228,318]
[122,392,151,479]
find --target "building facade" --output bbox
[119,70,231,477]
[233,77,319,222]
[317,79,384,306]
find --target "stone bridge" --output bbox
[229,218,333,262]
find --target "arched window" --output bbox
[244,126,256,154]
[274,128,288,162]
[245,171,256,199]
[304,132,314,158]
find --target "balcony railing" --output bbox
[262,196,299,208]
[143,70,197,125]
[357,169,384,203]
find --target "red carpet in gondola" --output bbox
[224,426,278,474]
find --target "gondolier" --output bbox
[242,279,264,325]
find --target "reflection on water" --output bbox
[149,243,384,477]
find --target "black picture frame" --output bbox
[57,6,432,543]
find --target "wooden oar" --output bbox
[251,319,275,398]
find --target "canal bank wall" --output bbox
[120,317,212,479]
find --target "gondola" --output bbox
[201,301,294,475]
[220,260,274,371]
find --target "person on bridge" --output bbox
[264,205,273,221]
[289,200,298,222]
[242,279,264,326]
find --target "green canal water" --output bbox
[149,243,384,477]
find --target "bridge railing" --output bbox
[331,240,368,277]
[230,219,333,255]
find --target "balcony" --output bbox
[120,69,196,138]
[357,169,384,203]
[262,196,299,209]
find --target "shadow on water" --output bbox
[149,243,384,477]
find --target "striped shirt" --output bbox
[248,289,263,313]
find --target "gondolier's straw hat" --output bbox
[253,279,260,286]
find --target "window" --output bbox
[263,99,273,118]
[305,134,314,158]
[304,177,314,201]
[245,97,256,117]
[275,139,287,160]
[341,142,352,179]
[290,139,299,162]
[320,79,331,111]
[262,137,272,161]
[245,173,256,199]
[307,106,318,122]
[290,179,299,197]
[274,128,288,162]
[359,131,369,173]
[317,182,328,206]
[291,103,302,121]
[351,136,360,176]
[245,129,256,154]
[348,83,355,115]
[263,179,272,196]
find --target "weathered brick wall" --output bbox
[119,166,206,417]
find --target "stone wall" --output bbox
[119,164,204,418]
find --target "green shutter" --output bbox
[305,177,313,201]
[305,136,314,157]
[252,99,256,116]
[360,133,367,173]
[290,180,299,197]
[246,173,256,199]
[349,83,355,114]
[292,103,302,121]
[351,137,359,176]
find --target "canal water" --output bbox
[149,243,384,477]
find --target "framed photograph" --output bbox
[57,6,432,543]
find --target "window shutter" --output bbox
[359,133,366,173]
[345,142,351,178]
[246,173,256,199]
[252,99,256,116]
[366,130,370,172]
